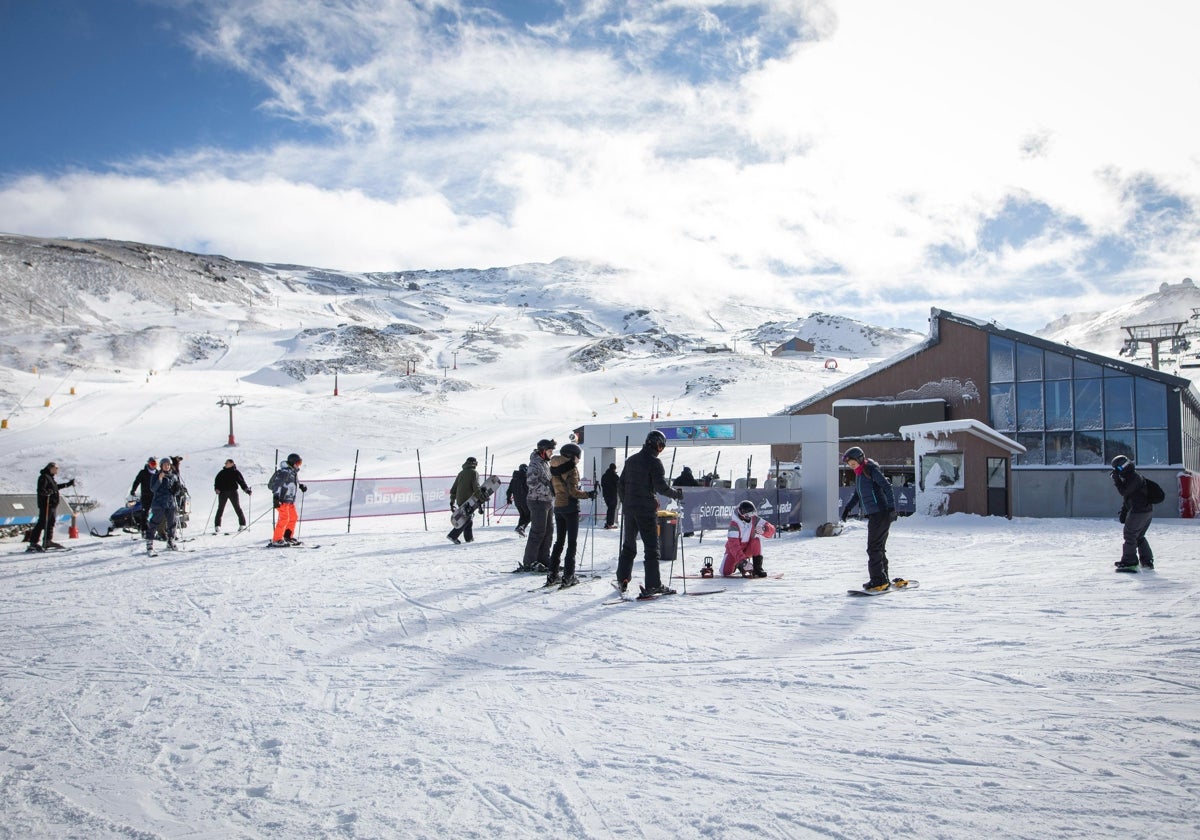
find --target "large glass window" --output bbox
[1017,382,1044,430]
[1075,432,1104,464]
[1045,351,1072,380]
[1045,380,1072,430]
[1135,379,1168,429]
[1016,344,1043,381]
[1046,432,1074,465]
[1103,376,1134,429]
[1137,430,1169,465]
[1105,430,1135,462]
[1074,379,1103,430]
[990,383,1015,431]
[1074,357,1103,379]
[1015,433,1045,465]
[990,336,1015,382]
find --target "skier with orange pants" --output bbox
[269,453,307,547]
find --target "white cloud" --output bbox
[2,0,1198,331]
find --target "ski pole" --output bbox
[204,493,217,534]
[296,487,306,539]
[233,504,274,538]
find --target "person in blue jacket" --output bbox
[841,446,902,592]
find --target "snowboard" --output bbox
[847,579,920,597]
[1115,565,1152,573]
[450,475,502,529]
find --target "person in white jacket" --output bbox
[721,500,775,577]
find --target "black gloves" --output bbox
[1118,509,1127,524]
[273,496,281,509]
[299,484,307,493]
[65,479,75,488]
[889,509,898,523]
[246,488,252,495]
[588,489,597,500]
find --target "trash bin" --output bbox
[657,512,678,562]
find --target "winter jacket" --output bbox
[449,462,481,507]
[36,467,71,508]
[549,455,591,509]
[150,471,181,511]
[673,467,699,487]
[526,450,554,504]
[618,444,682,512]
[723,514,776,567]
[506,465,528,504]
[270,461,300,505]
[600,464,619,502]
[1114,469,1154,516]
[214,466,251,495]
[130,466,156,501]
[844,458,895,517]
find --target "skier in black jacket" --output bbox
[213,459,252,532]
[506,463,531,536]
[26,462,74,551]
[600,462,619,529]
[1112,455,1155,571]
[615,430,683,596]
[129,457,157,537]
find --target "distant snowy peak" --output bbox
[745,312,924,357]
[1037,278,1200,364]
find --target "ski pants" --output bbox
[273,502,298,542]
[722,537,763,577]
[604,495,619,528]
[215,491,246,528]
[616,507,664,589]
[148,506,178,546]
[549,505,580,578]
[448,507,475,542]
[27,499,57,547]
[865,511,892,584]
[1120,510,1154,566]
[521,499,554,570]
[513,499,531,532]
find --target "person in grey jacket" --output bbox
[515,439,556,572]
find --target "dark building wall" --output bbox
[777,315,989,466]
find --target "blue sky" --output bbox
[1,0,1198,332]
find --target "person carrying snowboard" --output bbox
[615,430,684,597]
[269,453,307,547]
[841,446,904,592]
[26,462,74,552]
[146,455,182,554]
[515,439,556,573]
[545,443,595,587]
[446,457,481,544]
[213,458,252,532]
[1111,455,1155,571]
[721,500,775,577]
[506,463,531,537]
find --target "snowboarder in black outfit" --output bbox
[600,462,620,529]
[546,443,595,587]
[615,430,683,595]
[213,459,252,531]
[129,457,157,537]
[506,463,531,536]
[841,446,902,592]
[1111,455,1155,571]
[446,457,481,544]
[26,462,74,551]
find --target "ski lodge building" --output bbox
[773,308,1200,519]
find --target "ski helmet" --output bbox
[560,443,582,460]
[736,500,756,520]
[842,446,866,464]
[1111,454,1132,472]
[536,438,557,452]
[645,429,667,451]
[465,457,478,467]
[287,453,302,467]
[160,455,174,468]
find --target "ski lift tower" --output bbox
[1118,321,1189,371]
[217,395,244,446]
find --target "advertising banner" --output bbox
[300,476,454,521]
[673,487,803,532]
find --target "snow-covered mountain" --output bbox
[1037,277,1200,375]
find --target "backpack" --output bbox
[1144,478,1166,505]
[268,468,285,494]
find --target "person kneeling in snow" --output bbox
[721,500,775,577]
